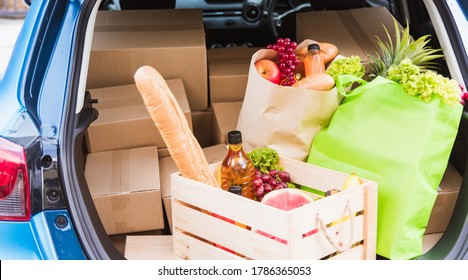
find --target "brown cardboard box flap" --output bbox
[207,47,260,103]
[159,144,228,198]
[92,29,204,49]
[89,79,189,111]
[95,9,204,29]
[296,7,399,63]
[207,46,261,61]
[212,102,243,144]
[426,163,462,234]
[209,61,251,76]
[439,162,463,192]
[92,190,163,235]
[85,146,160,196]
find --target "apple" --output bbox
[255,59,281,84]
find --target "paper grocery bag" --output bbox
[237,40,343,161]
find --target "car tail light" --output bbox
[0,137,30,221]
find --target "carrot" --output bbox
[292,72,335,91]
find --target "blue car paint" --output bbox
[0,0,89,259]
[0,210,86,260]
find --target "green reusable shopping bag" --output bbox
[307,75,463,259]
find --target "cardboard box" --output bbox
[159,144,228,231]
[296,7,399,64]
[425,163,462,234]
[207,47,260,103]
[212,101,243,145]
[86,79,191,153]
[125,235,182,260]
[85,146,164,235]
[171,157,378,259]
[191,110,214,148]
[88,9,208,110]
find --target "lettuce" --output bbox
[387,59,461,105]
[247,147,282,174]
[325,55,366,80]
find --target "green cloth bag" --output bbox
[307,75,463,260]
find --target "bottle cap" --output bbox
[307,43,320,52]
[227,130,242,144]
[228,185,242,196]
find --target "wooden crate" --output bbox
[171,157,378,260]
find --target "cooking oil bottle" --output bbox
[221,130,255,199]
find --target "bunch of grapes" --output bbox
[253,168,292,201]
[267,38,300,86]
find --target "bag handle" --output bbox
[336,75,398,97]
[335,74,367,97]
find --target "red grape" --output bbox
[263,183,273,193]
[253,178,263,188]
[267,38,300,86]
[278,171,291,182]
[261,174,271,183]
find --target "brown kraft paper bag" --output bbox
[236,40,343,161]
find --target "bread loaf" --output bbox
[134,66,220,188]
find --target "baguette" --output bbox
[134,66,220,188]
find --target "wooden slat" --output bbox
[172,201,291,259]
[173,230,242,260]
[363,182,378,259]
[328,245,365,260]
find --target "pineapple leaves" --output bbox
[367,18,444,79]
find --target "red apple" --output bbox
[255,59,281,84]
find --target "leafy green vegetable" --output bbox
[387,58,461,105]
[247,146,282,174]
[325,55,366,80]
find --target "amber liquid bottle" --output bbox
[221,130,255,200]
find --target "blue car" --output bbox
[0,0,467,260]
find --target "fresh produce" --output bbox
[323,173,360,197]
[292,72,335,91]
[261,188,314,211]
[254,59,281,85]
[342,173,361,190]
[267,38,300,86]
[255,188,314,244]
[247,147,295,201]
[367,19,444,79]
[325,55,366,80]
[134,65,220,188]
[318,42,339,64]
[387,58,462,105]
[247,146,282,174]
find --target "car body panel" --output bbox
[0,210,86,260]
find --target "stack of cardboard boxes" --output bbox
[84,9,206,237]
[83,7,462,257]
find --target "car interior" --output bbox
[76,0,467,259]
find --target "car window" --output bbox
[0,1,28,79]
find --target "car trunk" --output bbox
[64,0,468,260]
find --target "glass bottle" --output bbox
[221,130,255,200]
[303,43,325,77]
